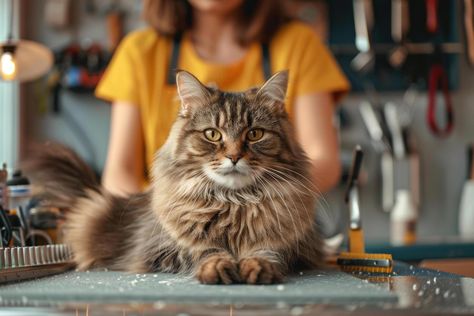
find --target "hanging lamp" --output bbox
[0,0,53,82]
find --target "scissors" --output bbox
[426,64,454,137]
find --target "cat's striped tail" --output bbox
[21,143,146,271]
[22,143,101,210]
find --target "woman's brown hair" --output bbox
[142,0,288,46]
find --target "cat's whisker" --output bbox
[267,165,320,195]
[253,173,285,242]
[258,170,305,252]
[268,164,317,187]
[259,167,312,198]
[268,165,332,214]
[255,172,301,254]
[258,167,318,224]
[257,167,313,236]
[263,166,330,217]
[249,171,281,233]
[259,170,317,208]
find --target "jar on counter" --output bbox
[6,170,32,213]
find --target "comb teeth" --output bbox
[23,247,30,266]
[10,248,18,268]
[0,244,72,269]
[29,247,37,265]
[35,246,43,265]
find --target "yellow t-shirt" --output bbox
[95,21,350,176]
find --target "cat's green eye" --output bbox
[247,129,264,141]
[204,129,222,142]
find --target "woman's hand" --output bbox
[102,101,145,195]
[293,92,341,193]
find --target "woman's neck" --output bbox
[189,10,248,64]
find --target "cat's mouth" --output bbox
[203,164,255,189]
[220,168,244,176]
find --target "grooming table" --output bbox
[0,270,396,305]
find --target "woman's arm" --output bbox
[102,101,145,195]
[293,92,341,193]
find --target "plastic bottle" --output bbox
[459,180,474,238]
[459,145,474,238]
[390,190,417,246]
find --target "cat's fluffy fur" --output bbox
[23,70,324,284]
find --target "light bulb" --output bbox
[1,51,17,80]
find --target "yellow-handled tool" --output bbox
[337,146,393,273]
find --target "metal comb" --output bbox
[0,244,73,283]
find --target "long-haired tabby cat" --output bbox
[24,70,324,284]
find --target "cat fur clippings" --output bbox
[23,70,324,285]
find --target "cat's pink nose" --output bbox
[226,154,242,165]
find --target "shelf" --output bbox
[330,42,463,55]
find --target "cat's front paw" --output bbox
[196,254,240,284]
[239,257,283,284]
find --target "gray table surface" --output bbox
[0,269,395,305]
[1,263,474,315]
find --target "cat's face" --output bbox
[174,70,294,190]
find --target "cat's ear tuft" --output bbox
[257,70,289,106]
[176,70,210,117]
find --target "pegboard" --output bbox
[327,0,460,91]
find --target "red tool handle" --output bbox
[427,64,454,137]
[426,0,438,33]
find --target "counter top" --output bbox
[367,239,474,262]
[0,262,472,315]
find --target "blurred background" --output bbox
[1,0,474,274]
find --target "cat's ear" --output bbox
[176,70,210,117]
[256,70,289,110]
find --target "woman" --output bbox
[96,0,349,196]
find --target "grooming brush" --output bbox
[337,146,393,273]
